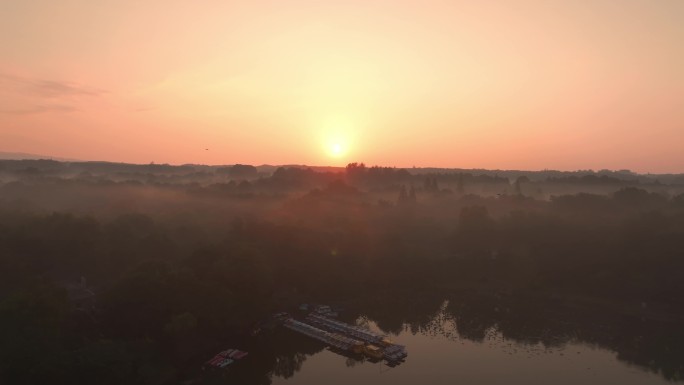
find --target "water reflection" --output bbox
[203,292,683,384]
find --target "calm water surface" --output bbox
[271,321,667,385]
[217,300,680,385]
[215,301,684,385]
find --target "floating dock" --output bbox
[285,313,407,364]
[307,314,407,362]
[283,319,364,353]
[307,313,388,345]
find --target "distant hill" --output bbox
[1,156,682,185]
[256,164,344,174]
[0,151,79,162]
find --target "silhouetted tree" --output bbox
[514,176,530,195]
[398,185,408,204]
[456,174,465,194]
[409,185,417,203]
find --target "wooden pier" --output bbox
[287,314,408,364]
[283,319,364,352]
[307,313,387,344]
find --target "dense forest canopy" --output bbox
[1,160,683,384]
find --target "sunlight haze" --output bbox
[1,0,682,171]
[2,4,684,383]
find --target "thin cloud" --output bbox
[31,79,105,98]
[0,73,106,98]
[0,104,77,115]
[0,73,105,115]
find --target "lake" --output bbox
[208,295,682,385]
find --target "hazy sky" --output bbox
[1,0,682,172]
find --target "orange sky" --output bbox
[1,0,683,172]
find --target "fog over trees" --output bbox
[1,159,683,384]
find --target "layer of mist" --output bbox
[1,160,683,384]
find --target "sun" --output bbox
[318,116,357,161]
[325,137,351,159]
[330,142,345,157]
